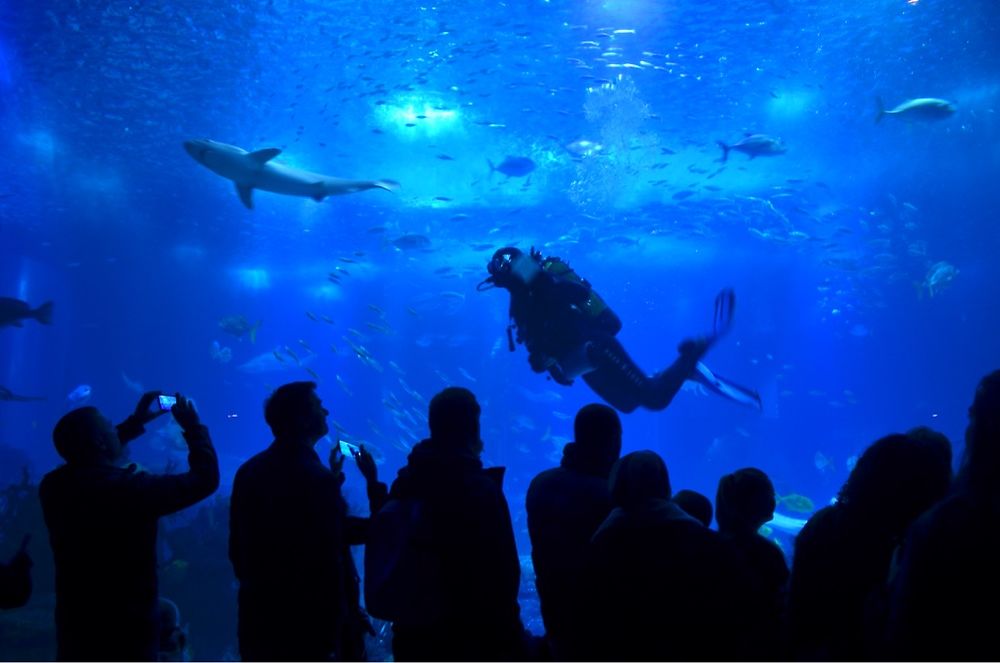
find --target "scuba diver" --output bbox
[478,247,762,414]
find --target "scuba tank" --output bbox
[541,256,622,335]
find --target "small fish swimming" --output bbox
[488,156,536,178]
[67,384,92,404]
[391,234,432,250]
[0,298,54,328]
[121,372,145,395]
[876,97,956,124]
[922,260,959,298]
[717,134,786,162]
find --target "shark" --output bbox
[183,139,400,209]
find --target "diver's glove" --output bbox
[547,365,574,386]
[529,351,554,373]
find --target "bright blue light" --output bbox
[234,268,270,290]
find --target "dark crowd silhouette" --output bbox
[0,370,998,661]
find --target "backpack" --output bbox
[363,497,443,624]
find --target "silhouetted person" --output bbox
[479,247,762,413]
[526,403,621,660]
[366,387,525,661]
[789,430,952,661]
[156,597,190,662]
[40,392,218,661]
[672,489,713,527]
[585,450,750,661]
[229,381,385,662]
[716,467,789,659]
[0,534,32,609]
[888,373,1000,660]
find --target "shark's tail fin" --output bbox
[716,141,730,162]
[487,158,497,178]
[875,97,886,124]
[33,301,54,325]
[374,179,401,193]
[690,362,763,411]
[250,321,261,344]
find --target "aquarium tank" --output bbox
[0,0,998,659]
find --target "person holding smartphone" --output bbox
[40,391,219,661]
[229,381,386,662]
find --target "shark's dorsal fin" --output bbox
[248,148,281,164]
[235,183,254,209]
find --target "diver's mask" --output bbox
[478,246,545,292]
[479,247,525,290]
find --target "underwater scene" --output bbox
[1,0,999,659]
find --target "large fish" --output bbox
[876,97,955,124]
[0,298,53,328]
[716,134,786,162]
[0,386,45,402]
[238,347,317,374]
[488,156,536,177]
[184,139,400,209]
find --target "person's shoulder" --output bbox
[799,503,840,534]
[232,447,278,478]
[38,466,65,497]
[910,491,977,539]
[528,466,565,489]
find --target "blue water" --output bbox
[1,0,999,654]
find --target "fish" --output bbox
[238,348,316,374]
[487,156,536,178]
[716,134,786,162]
[922,260,958,298]
[391,234,432,250]
[182,139,400,209]
[0,298,53,328]
[876,97,956,124]
[67,384,92,404]
[517,386,563,403]
[121,372,145,395]
[776,493,815,514]
[767,512,808,535]
[219,315,261,343]
[0,386,46,402]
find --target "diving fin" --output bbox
[690,362,762,411]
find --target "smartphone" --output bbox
[157,394,178,411]
[339,440,361,456]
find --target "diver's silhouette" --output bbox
[480,247,761,413]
